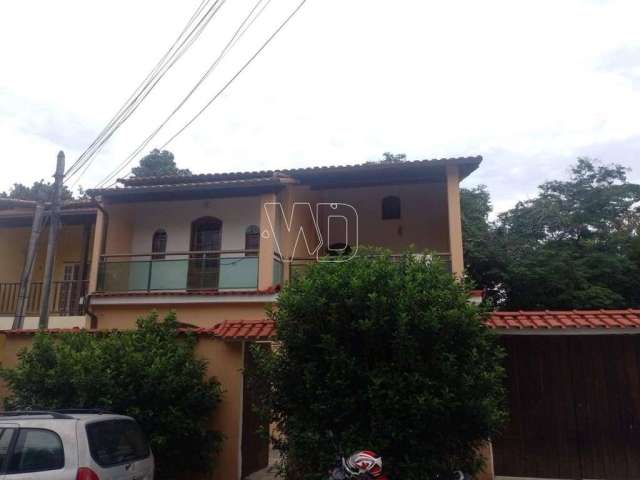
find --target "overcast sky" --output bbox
[1,0,639,213]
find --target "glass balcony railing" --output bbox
[97,250,259,293]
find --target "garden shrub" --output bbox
[252,249,506,479]
[1,311,223,479]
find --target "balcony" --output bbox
[97,250,273,293]
[0,280,88,317]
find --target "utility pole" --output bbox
[39,151,65,329]
[13,202,45,329]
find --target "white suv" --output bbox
[0,411,154,479]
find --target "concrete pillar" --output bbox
[477,441,495,480]
[87,207,105,294]
[258,193,276,290]
[446,164,464,277]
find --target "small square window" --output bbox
[382,196,401,220]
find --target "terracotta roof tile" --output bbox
[3,320,277,341]
[8,311,639,340]
[486,310,640,330]
[181,320,276,341]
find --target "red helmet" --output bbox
[343,450,384,478]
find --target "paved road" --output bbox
[245,465,278,480]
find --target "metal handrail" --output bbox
[0,280,88,316]
[286,252,452,262]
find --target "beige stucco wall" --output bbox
[103,197,262,256]
[91,302,270,330]
[0,333,247,480]
[103,203,136,255]
[195,338,245,480]
[276,185,323,260]
[0,224,93,284]
[0,227,31,283]
[314,181,450,254]
[0,315,86,330]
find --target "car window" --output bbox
[0,428,16,469]
[86,420,149,467]
[7,429,64,474]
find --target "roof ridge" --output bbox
[117,156,483,187]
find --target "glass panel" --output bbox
[188,255,220,290]
[99,254,260,292]
[8,429,64,473]
[219,257,259,289]
[0,428,15,467]
[98,261,150,292]
[86,420,150,468]
[128,261,151,291]
[149,259,189,290]
[273,258,283,286]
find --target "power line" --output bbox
[95,0,307,189]
[66,0,224,180]
[163,0,307,148]
[65,0,227,185]
[65,0,211,177]
[94,0,277,189]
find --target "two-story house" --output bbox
[77,156,478,330]
[0,155,482,480]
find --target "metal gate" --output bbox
[494,335,640,479]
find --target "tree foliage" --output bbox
[0,180,74,202]
[367,152,407,164]
[0,312,223,479]
[461,158,640,309]
[131,149,191,178]
[251,250,506,480]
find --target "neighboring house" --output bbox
[0,156,479,480]
[0,197,95,328]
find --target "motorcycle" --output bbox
[328,450,471,480]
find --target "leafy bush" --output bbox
[252,250,506,480]
[1,311,223,479]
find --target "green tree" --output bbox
[131,149,191,178]
[460,185,505,301]
[251,250,506,480]
[0,312,223,479]
[367,152,407,164]
[0,180,74,202]
[461,158,640,309]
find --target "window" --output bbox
[0,428,15,468]
[152,229,168,260]
[86,420,150,468]
[382,196,401,220]
[245,225,260,256]
[188,217,223,290]
[7,429,64,474]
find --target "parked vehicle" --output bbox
[0,410,153,479]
